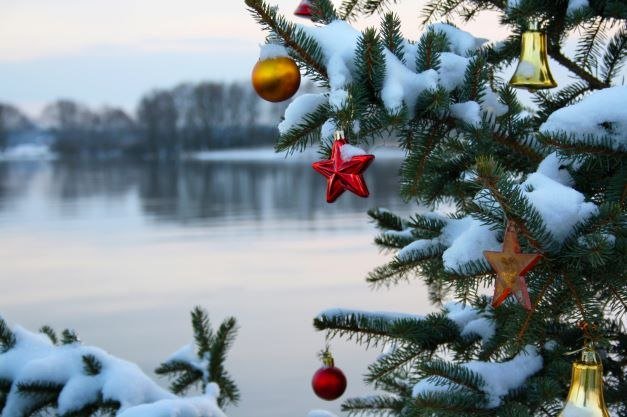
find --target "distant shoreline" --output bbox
[0,144,405,162]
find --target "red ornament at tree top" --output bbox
[311,349,347,401]
[312,131,375,203]
[294,0,312,18]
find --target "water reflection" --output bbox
[0,157,427,417]
[0,158,406,225]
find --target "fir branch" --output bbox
[82,354,102,376]
[0,317,16,353]
[368,208,405,231]
[516,274,558,344]
[416,359,486,394]
[533,81,591,122]
[245,0,328,79]
[355,28,387,101]
[341,395,406,417]
[311,0,339,24]
[420,0,467,25]
[537,131,621,156]
[216,374,240,408]
[399,121,450,199]
[39,326,58,345]
[416,29,449,72]
[374,233,415,251]
[61,329,80,345]
[381,13,405,62]
[460,56,488,103]
[367,246,446,288]
[61,398,121,417]
[574,17,609,72]
[315,312,459,350]
[208,317,239,406]
[17,381,63,417]
[170,369,204,395]
[191,306,213,357]
[366,344,425,382]
[549,48,608,90]
[340,0,361,20]
[601,25,627,84]
[361,0,400,16]
[411,389,489,415]
[155,360,199,376]
[275,102,329,153]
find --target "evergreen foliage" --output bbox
[246,0,626,415]
[156,307,240,408]
[0,307,239,416]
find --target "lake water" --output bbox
[0,154,433,417]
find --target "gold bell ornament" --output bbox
[509,20,557,90]
[557,346,610,417]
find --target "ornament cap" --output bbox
[333,130,345,141]
[527,19,541,31]
[581,347,599,365]
[321,348,335,367]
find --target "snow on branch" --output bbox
[0,310,236,417]
[540,86,627,151]
[0,326,176,416]
[413,345,543,408]
[396,214,500,273]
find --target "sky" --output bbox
[0,0,510,117]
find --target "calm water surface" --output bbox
[0,156,433,417]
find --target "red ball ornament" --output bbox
[311,350,347,401]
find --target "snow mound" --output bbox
[445,303,495,344]
[450,101,481,126]
[118,386,226,417]
[308,410,338,417]
[438,52,470,91]
[0,324,226,417]
[540,86,627,150]
[428,23,487,57]
[521,172,598,242]
[259,43,289,60]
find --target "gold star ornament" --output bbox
[483,222,542,310]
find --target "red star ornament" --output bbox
[294,0,312,17]
[483,222,542,310]
[312,135,375,203]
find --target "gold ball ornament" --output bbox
[251,57,301,102]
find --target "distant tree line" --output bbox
[0,103,34,151]
[0,80,304,158]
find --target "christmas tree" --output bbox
[245,0,626,416]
